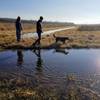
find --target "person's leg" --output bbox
[16,30,21,42]
[38,33,41,45]
[16,30,19,42]
[18,30,21,42]
[32,32,41,47]
[33,39,39,46]
[18,34,20,42]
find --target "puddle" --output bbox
[1,49,100,74]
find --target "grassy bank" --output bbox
[1,23,100,50]
[0,20,74,49]
[1,27,100,50]
[53,28,100,48]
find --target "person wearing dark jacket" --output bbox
[15,16,22,42]
[33,16,43,47]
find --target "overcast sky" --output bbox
[0,0,100,24]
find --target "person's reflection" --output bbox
[16,49,24,85]
[17,49,23,67]
[33,48,43,72]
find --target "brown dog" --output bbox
[53,34,70,43]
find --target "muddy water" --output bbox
[1,49,100,96]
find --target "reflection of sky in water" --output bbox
[94,56,100,72]
[0,49,100,75]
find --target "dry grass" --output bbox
[0,22,35,34]
[53,28,100,48]
[0,21,70,34]
[78,25,100,31]
[0,21,73,49]
[1,24,100,49]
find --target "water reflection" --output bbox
[17,49,23,67]
[54,48,69,55]
[1,49,100,98]
[33,48,43,72]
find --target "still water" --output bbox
[1,49,100,95]
[1,49,100,75]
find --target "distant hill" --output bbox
[0,18,75,26]
[0,18,34,23]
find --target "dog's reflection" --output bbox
[17,49,23,67]
[33,48,43,72]
[54,48,69,55]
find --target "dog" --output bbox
[53,34,70,43]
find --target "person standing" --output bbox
[15,16,22,42]
[33,16,43,47]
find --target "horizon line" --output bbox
[1,17,100,25]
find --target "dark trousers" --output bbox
[16,29,21,42]
[33,32,41,46]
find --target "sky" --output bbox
[0,0,100,24]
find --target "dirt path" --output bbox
[22,26,76,39]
